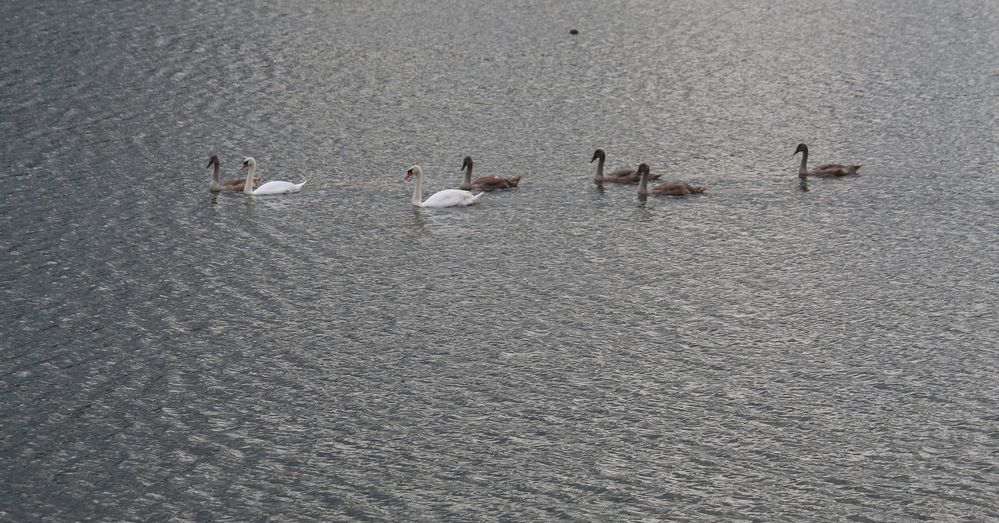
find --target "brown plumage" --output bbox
[637,163,705,196]
[460,156,523,191]
[794,143,861,178]
[207,154,261,192]
[590,148,662,183]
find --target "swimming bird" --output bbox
[240,157,307,195]
[460,156,522,191]
[207,154,259,192]
[794,143,861,178]
[591,148,661,183]
[637,163,705,196]
[406,165,483,208]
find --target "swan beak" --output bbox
[403,170,413,181]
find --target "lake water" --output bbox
[2,1,997,520]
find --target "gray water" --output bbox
[2,1,997,520]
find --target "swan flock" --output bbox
[206,143,860,202]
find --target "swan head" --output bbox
[636,163,651,178]
[590,148,606,163]
[794,143,808,156]
[461,156,473,172]
[404,165,422,181]
[207,154,220,168]
[241,157,257,170]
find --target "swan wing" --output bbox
[607,167,636,178]
[809,164,860,177]
[470,175,509,190]
[813,163,847,171]
[650,182,690,196]
[224,176,260,188]
[251,180,307,195]
[820,163,860,176]
[422,189,480,207]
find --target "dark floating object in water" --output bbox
[569,28,579,35]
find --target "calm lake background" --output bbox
[2,0,997,520]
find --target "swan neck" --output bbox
[243,164,256,194]
[595,156,605,179]
[798,149,808,176]
[638,171,649,195]
[462,164,472,187]
[411,170,423,206]
[208,162,223,192]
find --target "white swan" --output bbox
[241,157,307,195]
[405,165,483,208]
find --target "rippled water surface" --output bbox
[2,1,997,520]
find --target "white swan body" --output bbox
[252,180,307,195]
[405,165,483,208]
[241,157,306,195]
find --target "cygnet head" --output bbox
[590,148,606,163]
[461,156,474,172]
[794,143,808,156]
[241,157,256,170]
[404,165,421,181]
[207,154,220,168]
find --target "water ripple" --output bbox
[2,0,997,521]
